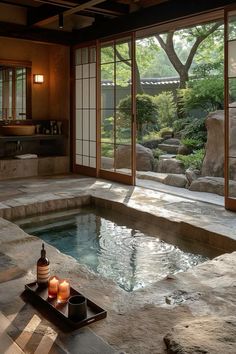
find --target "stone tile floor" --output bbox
[0,174,236,354]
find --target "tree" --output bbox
[155,22,223,88]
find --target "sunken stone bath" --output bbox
[0,176,236,354]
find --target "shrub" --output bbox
[181,137,203,151]
[178,77,224,115]
[152,148,164,159]
[173,116,207,149]
[176,149,205,170]
[159,126,173,138]
[117,94,158,140]
[152,91,177,127]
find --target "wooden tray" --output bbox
[24,282,107,329]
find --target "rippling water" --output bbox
[28,208,208,292]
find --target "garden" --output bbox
[100,19,233,195]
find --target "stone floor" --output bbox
[0,174,236,354]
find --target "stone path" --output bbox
[0,174,236,353]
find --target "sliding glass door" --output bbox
[98,35,136,185]
[225,7,236,210]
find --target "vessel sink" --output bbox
[1,125,35,136]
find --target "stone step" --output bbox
[0,312,24,354]
[159,154,176,160]
[158,143,179,154]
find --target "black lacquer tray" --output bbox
[24,282,107,329]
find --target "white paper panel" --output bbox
[90,110,96,141]
[76,65,82,79]
[83,64,89,78]
[83,140,89,155]
[76,139,83,154]
[83,79,89,108]
[83,156,89,166]
[76,155,83,165]
[83,109,89,140]
[90,78,96,109]
[76,110,82,139]
[90,141,96,157]
[90,157,96,168]
[75,80,82,109]
[90,63,96,77]
[75,49,81,65]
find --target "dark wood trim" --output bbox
[224,7,229,206]
[70,45,75,173]
[99,169,133,185]
[96,40,101,177]
[74,165,97,177]
[26,67,32,120]
[0,59,32,68]
[131,31,136,186]
[71,0,236,44]
[0,21,72,45]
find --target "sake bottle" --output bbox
[37,243,50,288]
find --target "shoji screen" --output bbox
[75,46,96,169]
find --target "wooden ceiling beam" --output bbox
[0,20,72,45]
[28,0,106,26]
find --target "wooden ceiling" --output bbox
[0,0,235,45]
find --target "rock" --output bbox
[159,154,176,160]
[189,176,224,195]
[164,174,188,188]
[115,144,154,171]
[164,316,236,354]
[158,143,180,154]
[189,176,236,196]
[101,157,114,170]
[136,171,167,183]
[157,158,185,174]
[177,145,191,155]
[201,111,224,177]
[185,168,200,185]
[163,138,181,146]
[142,139,163,149]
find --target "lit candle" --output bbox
[57,279,70,303]
[48,276,59,298]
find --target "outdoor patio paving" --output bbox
[0,174,236,354]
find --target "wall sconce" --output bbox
[33,74,44,84]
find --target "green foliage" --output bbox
[173,116,207,149]
[176,149,205,170]
[159,127,173,138]
[152,91,177,127]
[117,94,158,139]
[180,137,203,150]
[101,143,113,158]
[142,130,161,142]
[152,148,164,159]
[178,77,224,114]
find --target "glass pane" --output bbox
[101,45,114,64]
[116,60,131,88]
[228,41,236,77]
[228,157,236,198]
[116,110,131,144]
[101,110,114,143]
[101,143,114,171]
[228,78,236,106]
[228,11,236,41]
[115,143,131,175]
[115,40,131,61]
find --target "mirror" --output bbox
[0,60,31,121]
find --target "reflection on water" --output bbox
[27,209,208,292]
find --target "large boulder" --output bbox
[201,111,224,177]
[157,158,185,174]
[115,144,154,171]
[189,176,236,197]
[164,316,236,354]
[202,109,236,179]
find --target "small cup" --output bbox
[68,295,87,321]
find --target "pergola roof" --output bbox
[0,0,235,44]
